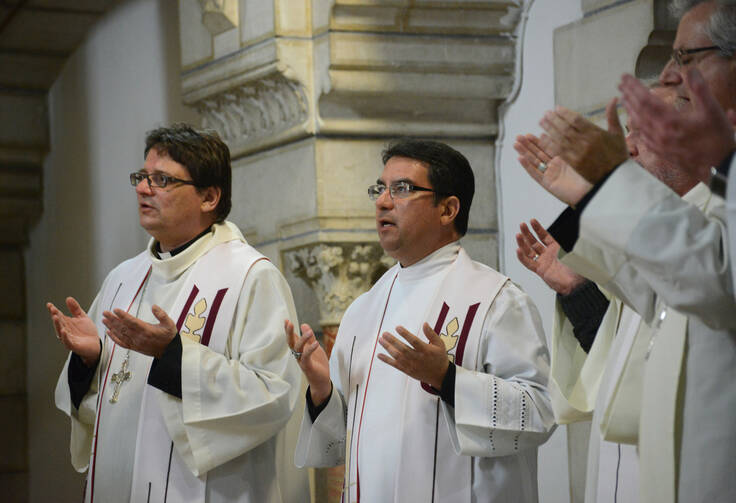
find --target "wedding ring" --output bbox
[291,349,302,361]
[537,161,547,173]
[533,255,539,261]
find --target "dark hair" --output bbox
[381,138,474,236]
[144,123,231,223]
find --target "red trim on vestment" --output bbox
[454,302,480,366]
[201,288,228,347]
[175,286,200,331]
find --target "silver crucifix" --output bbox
[109,353,132,403]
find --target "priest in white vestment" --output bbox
[514,82,714,502]
[48,124,308,503]
[286,139,556,502]
[517,3,736,500]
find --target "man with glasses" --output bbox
[517,1,736,501]
[49,123,308,502]
[286,139,555,502]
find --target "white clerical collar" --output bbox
[396,241,461,282]
[147,221,246,280]
[682,181,712,212]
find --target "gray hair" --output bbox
[670,0,736,57]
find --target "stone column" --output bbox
[0,91,45,502]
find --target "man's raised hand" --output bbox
[284,320,331,406]
[102,305,177,358]
[47,297,101,367]
[378,323,450,390]
[515,134,593,206]
[516,219,586,295]
[539,98,628,184]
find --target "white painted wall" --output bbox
[24,1,196,501]
[497,1,584,502]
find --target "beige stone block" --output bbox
[230,137,318,245]
[312,0,333,33]
[275,0,310,36]
[0,472,28,503]
[0,322,25,395]
[0,395,28,472]
[331,3,519,35]
[213,27,241,59]
[241,0,275,44]
[0,249,24,319]
[329,32,514,70]
[554,0,653,114]
[179,0,214,68]
[0,94,48,149]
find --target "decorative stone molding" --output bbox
[198,0,238,35]
[285,242,394,327]
[194,73,309,155]
[318,1,524,138]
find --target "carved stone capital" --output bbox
[285,242,394,327]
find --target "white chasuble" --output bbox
[56,222,308,503]
[560,163,736,503]
[295,242,555,502]
[129,240,263,503]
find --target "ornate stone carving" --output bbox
[286,243,394,327]
[198,0,238,35]
[194,74,309,153]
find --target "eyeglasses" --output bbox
[129,172,197,189]
[367,181,444,201]
[670,45,720,67]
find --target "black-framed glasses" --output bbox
[367,181,443,201]
[670,45,720,67]
[129,172,197,189]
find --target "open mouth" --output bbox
[378,217,396,228]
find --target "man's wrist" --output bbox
[309,382,332,407]
[79,340,102,368]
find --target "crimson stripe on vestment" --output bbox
[175,286,199,332]
[200,288,228,347]
[454,302,480,366]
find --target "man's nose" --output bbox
[135,177,154,195]
[659,58,683,86]
[375,188,394,209]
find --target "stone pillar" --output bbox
[177,1,524,500]
[0,92,46,502]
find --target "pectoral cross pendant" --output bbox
[109,352,132,404]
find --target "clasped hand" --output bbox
[102,305,177,358]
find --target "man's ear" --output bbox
[439,195,460,228]
[200,186,222,214]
